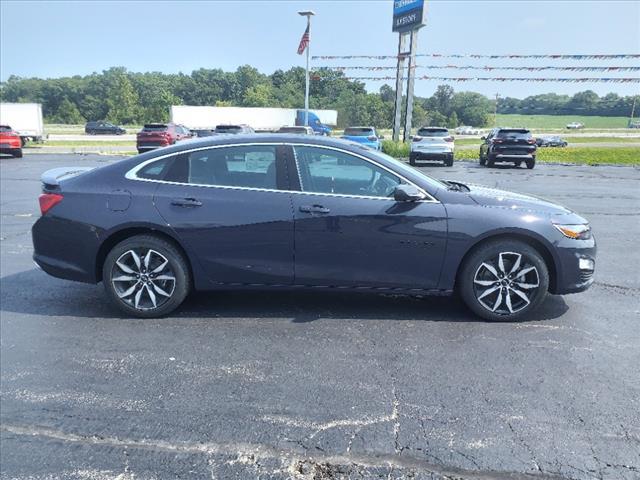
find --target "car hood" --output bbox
[462,183,575,217]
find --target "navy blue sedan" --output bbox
[32,135,596,321]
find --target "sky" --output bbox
[1,0,639,99]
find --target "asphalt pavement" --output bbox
[1,154,639,480]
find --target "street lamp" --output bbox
[298,10,315,127]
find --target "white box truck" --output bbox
[170,106,337,135]
[0,103,46,144]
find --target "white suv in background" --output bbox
[410,127,455,166]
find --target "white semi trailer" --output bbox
[170,106,337,135]
[0,103,46,144]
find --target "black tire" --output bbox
[409,154,417,166]
[102,234,191,318]
[13,149,23,158]
[444,154,454,167]
[479,149,486,166]
[458,239,549,322]
[526,157,536,169]
[137,149,144,154]
[486,154,495,167]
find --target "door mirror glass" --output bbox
[393,184,426,202]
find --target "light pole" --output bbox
[298,10,314,126]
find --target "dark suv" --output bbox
[479,128,537,169]
[85,121,126,135]
[136,123,193,153]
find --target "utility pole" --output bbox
[298,11,315,126]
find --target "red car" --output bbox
[0,125,23,158]
[136,123,193,154]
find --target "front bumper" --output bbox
[551,237,597,295]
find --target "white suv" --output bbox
[410,127,455,166]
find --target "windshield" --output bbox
[344,128,375,136]
[497,129,531,139]
[143,124,168,131]
[216,126,242,133]
[417,128,448,137]
[365,149,447,190]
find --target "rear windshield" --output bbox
[497,129,531,139]
[215,125,242,133]
[143,124,168,132]
[417,128,448,137]
[0,125,11,132]
[344,128,374,136]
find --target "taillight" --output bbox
[39,193,63,215]
[492,138,503,144]
[527,138,536,144]
[444,136,454,142]
[412,136,423,142]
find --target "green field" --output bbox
[495,114,632,129]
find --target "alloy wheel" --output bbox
[472,251,540,315]
[111,249,176,310]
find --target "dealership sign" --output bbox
[392,0,426,32]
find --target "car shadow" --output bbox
[0,269,569,323]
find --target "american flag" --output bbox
[297,25,309,55]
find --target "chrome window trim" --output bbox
[124,142,439,203]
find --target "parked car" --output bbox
[0,125,23,157]
[85,121,126,135]
[410,127,454,166]
[536,135,568,147]
[214,124,255,134]
[277,126,314,134]
[566,122,584,129]
[31,134,596,321]
[341,126,383,150]
[191,129,217,138]
[454,126,481,135]
[479,128,537,169]
[136,123,193,154]
[628,120,640,129]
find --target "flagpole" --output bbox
[298,11,314,127]
[305,14,310,126]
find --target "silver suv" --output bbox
[410,127,455,166]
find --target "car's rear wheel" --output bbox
[459,240,549,321]
[409,154,417,166]
[444,154,454,167]
[103,235,191,318]
[13,149,23,158]
[486,154,495,167]
[526,157,536,169]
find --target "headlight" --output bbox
[553,223,591,240]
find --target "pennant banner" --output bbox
[318,65,640,72]
[311,75,640,83]
[313,53,640,60]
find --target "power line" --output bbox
[313,53,640,60]
[317,65,640,72]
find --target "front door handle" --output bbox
[299,204,330,214]
[171,197,203,207]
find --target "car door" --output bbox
[151,143,295,286]
[288,144,448,290]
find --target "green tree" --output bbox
[106,69,140,123]
[53,98,85,124]
[452,91,492,127]
[447,111,459,128]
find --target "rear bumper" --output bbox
[1,142,22,150]
[495,154,534,160]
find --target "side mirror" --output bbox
[481,136,486,140]
[393,184,426,202]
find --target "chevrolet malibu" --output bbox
[32,135,596,321]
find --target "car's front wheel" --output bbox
[458,240,549,321]
[103,235,191,318]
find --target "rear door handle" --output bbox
[299,204,330,214]
[171,197,202,207]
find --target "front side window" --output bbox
[294,146,401,198]
[164,145,278,190]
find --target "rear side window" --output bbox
[137,157,173,180]
[417,128,448,137]
[497,129,531,139]
[165,146,278,190]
